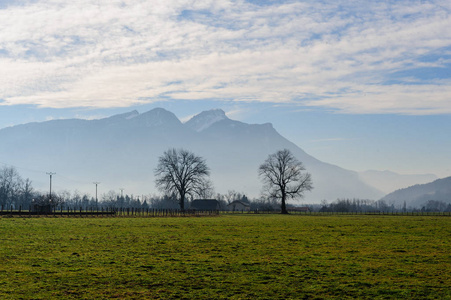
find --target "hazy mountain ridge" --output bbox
[381,177,451,208]
[358,170,438,195]
[0,108,415,202]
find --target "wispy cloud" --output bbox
[0,0,450,114]
[224,108,248,120]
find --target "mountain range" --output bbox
[0,108,440,203]
[381,176,451,208]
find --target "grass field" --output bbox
[0,214,450,299]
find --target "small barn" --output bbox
[227,200,250,212]
[190,199,221,211]
[289,206,310,213]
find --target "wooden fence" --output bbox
[1,205,449,217]
[0,205,219,218]
[221,209,451,216]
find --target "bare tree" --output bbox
[102,190,118,208]
[155,148,210,210]
[225,190,239,204]
[58,190,71,207]
[0,167,23,208]
[19,178,34,209]
[258,149,313,214]
[196,179,215,199]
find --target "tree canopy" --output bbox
[258,149,313,214]
[154,148,211,210]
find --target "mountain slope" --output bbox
[381,177,451,207]
[358,170,438,195]
[0,108,384,201]
[185,111,383,201]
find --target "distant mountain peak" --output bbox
[185,109,228,132]
[0,107,389,202]
[136,108,181,127]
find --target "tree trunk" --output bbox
[281,193,288,214]
[180,193,185,211]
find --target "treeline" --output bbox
[101,190,252,210]
[0,167,252,210]
[0,167,34,210]
[0,166,150,210]
[0,167,264,211]
[316,198,451,213]
[2,167,450,212]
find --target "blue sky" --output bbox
[0,0,450,178]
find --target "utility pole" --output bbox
[93,182,100,209]
[46,172,56,200]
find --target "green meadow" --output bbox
[0,215,450,299]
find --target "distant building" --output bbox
[227,200,250,211]
[190,199,221,211]
[288,206,310,213]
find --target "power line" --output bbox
[0,161,94,186]
[0,161,46,174]
[57,173,92,185]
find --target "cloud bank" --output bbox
[0,0,450,114]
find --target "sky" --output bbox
[0,0,450,178]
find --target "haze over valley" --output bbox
[0,108,444,206]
